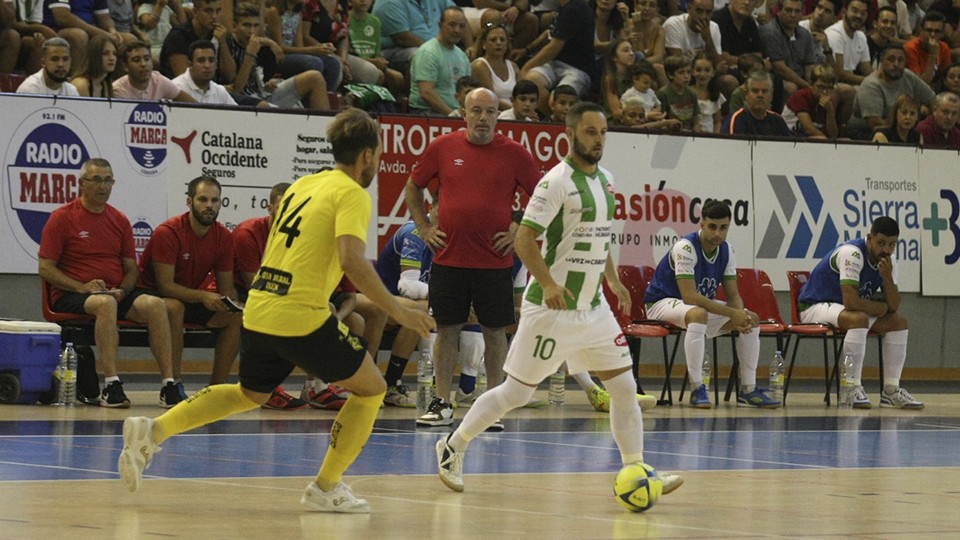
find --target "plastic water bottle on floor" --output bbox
[701,352,711,393]
[770,350,785,402]
[840,352,855,409]
[416,349,434,412]
[548,371,565,406]
[56,342,77,407]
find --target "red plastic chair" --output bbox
[784,270,842,404]
[603,265,680,405]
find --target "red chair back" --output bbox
[786,270,811,325]
[603,265,643,327]
[737,268,785,325]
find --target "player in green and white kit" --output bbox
[434,102,683,501]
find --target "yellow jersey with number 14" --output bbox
[244,169,372,337]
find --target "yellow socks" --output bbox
[153,384,259,444]
[316,392,385,490]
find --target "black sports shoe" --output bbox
[159,381,183,408]
[101,380,131,408]
[174,380,188,401]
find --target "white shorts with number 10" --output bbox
[504,301,632,386]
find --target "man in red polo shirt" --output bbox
[139,176,243,392]
[38,157,180,408]
[405,88,541,427]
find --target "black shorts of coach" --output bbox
[238,315,368,394]
[53,288,160,320]
[428,263,516,328]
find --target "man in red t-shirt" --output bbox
[38,158,180,409]
[139,176,242,387]
[232,181,309,410]
[905,12,953,85]
[405,88,541,427]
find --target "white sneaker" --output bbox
[300,481,370,513]
[660,472,684,495]
[383,385,416,408]
[417,398,455,426]
[118,417,161,492]
[852,386,873,409]
[454,388,478,407]
[880,387,924,410]
[436,437,464,492]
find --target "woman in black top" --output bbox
[873,94,923,145]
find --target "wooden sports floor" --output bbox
[2,378,958,540]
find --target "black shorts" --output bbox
[53,288,158,320]
[238,315,367,393]
[183,302,217,326]
[428,264,516,328]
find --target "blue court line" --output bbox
[2,422,959,482]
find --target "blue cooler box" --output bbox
[0,320,62,404]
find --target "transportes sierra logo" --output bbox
[123,103,167,175]
[756,175,839,259]
[2,108,97,259]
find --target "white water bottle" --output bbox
[548,371,565,406]
[770,350,785,402]
[840,352,855,409]
[56,343,77,407]
[701,351,711,392]
[416,349,435,412]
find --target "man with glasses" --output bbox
[38,158,180,408]
[905,11,952,84]
[848,43,936,139]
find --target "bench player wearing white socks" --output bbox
[644,200,781,409]
[798,216,923,409]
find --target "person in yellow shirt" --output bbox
[117,108,435,513]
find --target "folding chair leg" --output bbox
[784,337,801,405]
[724,334,739,402]
[660,334,681,405]
[876,334,884,393]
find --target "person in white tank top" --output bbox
[471,23,520,110]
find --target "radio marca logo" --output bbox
[123,102,167,175]
[2,108,97,258]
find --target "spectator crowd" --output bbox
[4,0,960,146]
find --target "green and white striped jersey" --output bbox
[521,157,615,311]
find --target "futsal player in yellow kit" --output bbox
[118,108,435,513]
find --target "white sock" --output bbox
[882,329,908,389]
[104,376,120,384]
[162,378,174,385]
[843,328,869,385]
[571,371,596,393]
[449,377,533,452]
[603,370,644,464]
[685,323,707,385]
[736,330,760,388]
[458,330,484,377]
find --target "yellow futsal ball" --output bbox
[613,462,662,512]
